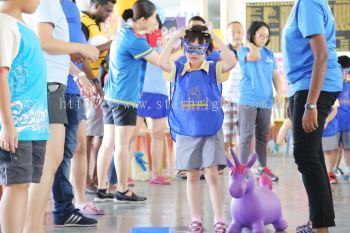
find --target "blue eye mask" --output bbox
[183,42,209,56]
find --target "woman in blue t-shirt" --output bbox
[95,0,160,203]
[237,21,282,182]
[282,0,343,232]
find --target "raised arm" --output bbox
[245,42,261,61]
[210,32,236,73]
[158,29,185,73]
[144,51,161,66]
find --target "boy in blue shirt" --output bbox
[0,1,49,233]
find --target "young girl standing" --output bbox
[95,0,160,202]
[159,25,236,233]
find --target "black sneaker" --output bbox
[94,189,114,203]
[114,189,147,203]
[53,209,97,227]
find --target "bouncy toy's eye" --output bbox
[244,175,250,181]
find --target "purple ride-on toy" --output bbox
[227,149,288,233]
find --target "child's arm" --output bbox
[324,104,338,129]
[210,32,236,73]
[245,42,261,61]
[273,70,283,105]
[35,23,99,61]
[276,119,292,144]
[158,29,185,73]
[0,67,18,153]
[144,51,161,66]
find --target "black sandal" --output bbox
[115,189,147,202]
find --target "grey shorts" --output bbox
[47,82,68,125]
[85,99,104,137]
[0,141,46,185]
[322,134,339,151]
[175,129,227,170]
[339,131,350,149]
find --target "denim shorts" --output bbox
[0,140,46,185]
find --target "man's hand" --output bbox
[77,76,94,98]
[70,53,85,63]
[91,81,104,106]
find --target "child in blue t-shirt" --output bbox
[334,56,350,179]
[0,1,49,233]
[321,100,340,184]
[159,25,236,233]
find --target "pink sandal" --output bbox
[213,221,227,233]
[149,176,171,185]
[79,202,105,215]
[187,221,203,233]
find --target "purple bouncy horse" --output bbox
[227,150,288,233]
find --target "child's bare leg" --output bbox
[204,166,224,222]
[0,184,29,233]
[186,169,202,222]
[324,150,338,173]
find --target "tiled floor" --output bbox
[46,155,350,233]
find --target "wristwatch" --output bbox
[305,103,317,110]
[73,72,86,82]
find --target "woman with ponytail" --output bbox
[95,0,160,203]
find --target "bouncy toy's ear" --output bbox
[247,153,258,168]
[230,148,241,167]
[226,158,234,169]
